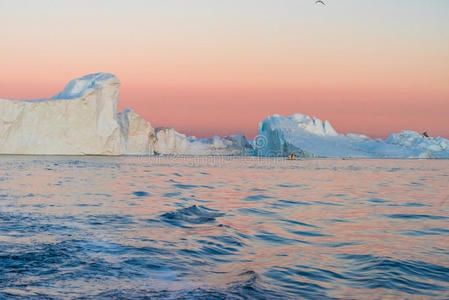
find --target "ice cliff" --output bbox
[118,108,156,155]
[0,73,252,156]
[0,73,121,155]
[256,114,449,158]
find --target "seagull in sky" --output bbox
[315,0,325,5]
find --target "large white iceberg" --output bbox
[256,114,449,158]
[0,73,122,155]
[0,73,253,156]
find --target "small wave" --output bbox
[389,202,432,207]
[160,205,225,225]
[278,199,311,206]
[0,240,81,280]
[288,229,330,237]
[82,276,283,300]
[402,202,431,207]
[85,214,135,226]
[338,254,449,295]
[315,201,343,207]
[281,219,318,228]
[264,266,330,299]
[225,270,285,299]
[400,227,449,236]
[385,214,447,220]
[162,192,181,198]
[132,191,151,197]
[173,183,198,189]
[244,194,272,201]
[254,230,299,245]
[238,208,277,216]
[208,235,247,248]
[198,242,238,256]
[277,183,309,189]
[0,212,71,236]
[324,193,347,198]
[317,241,361,248]
[368,197,389,203]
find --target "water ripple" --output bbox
[160,205,225,226]
[0,157,448,299]
[339,254,449,295]
[385,214,447,220]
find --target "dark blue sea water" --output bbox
[0,156,448,299]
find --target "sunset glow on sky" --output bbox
[1,0,448,138]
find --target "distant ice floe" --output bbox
[154,128,253,156]
[256,114,449,158]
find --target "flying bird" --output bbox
[315,0,325,5]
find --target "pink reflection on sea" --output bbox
[0,156,448,298]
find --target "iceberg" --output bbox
[117,114,253,156]
[154,128,253,156]
[154,127,207,155]
[256,114,449,158]
[385,130,449,155]
[0,73,253,156]
[0,73,252,155]
[118,108,156,155]
[0,73,121,155]
[1,73,445,158]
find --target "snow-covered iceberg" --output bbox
[0,73,122,155]
[256,114,449,158]
[385,130,449,157]
[0,73,253,156]
[117,109,253,156]
[154,128,253,156]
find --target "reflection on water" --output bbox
[0,156,448,299]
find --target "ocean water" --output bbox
[0,156,448,299]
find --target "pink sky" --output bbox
[1,0,448,139]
